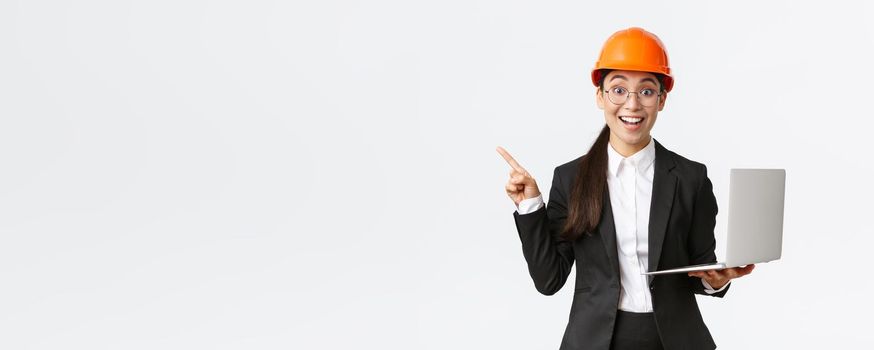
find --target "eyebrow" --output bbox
[609,75,659,86]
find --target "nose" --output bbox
[623,92,642,109]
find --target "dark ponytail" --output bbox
[560,124,610,241]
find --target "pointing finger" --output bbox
[496,146,527,173]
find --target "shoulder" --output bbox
[553,154,585,181]
[551,139,712,181]
[660,142,706,171]
[655,139,710,187]
[540,154,584,195]
[556,154,584,173]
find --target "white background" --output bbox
[1,0,873,348]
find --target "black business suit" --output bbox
[513,139,728,350]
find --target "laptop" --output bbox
[643,169,786,276]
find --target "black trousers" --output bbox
[609,310,664,350]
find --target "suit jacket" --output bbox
[513,139,728,350]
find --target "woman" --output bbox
[496,27,754,350]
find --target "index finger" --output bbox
[496,146,527,173]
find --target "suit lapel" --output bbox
[648,140,677,284]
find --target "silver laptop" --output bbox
[643,169,786,275]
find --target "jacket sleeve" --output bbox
[687,164,730,298]
[513,166,575,296]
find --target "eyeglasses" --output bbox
[603,86,662,107]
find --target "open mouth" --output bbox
[619,116,644,125]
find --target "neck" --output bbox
[608,135,651,157]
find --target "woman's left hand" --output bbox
[688,264,755,290]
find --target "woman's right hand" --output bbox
[496,146,541,206]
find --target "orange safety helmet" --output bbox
[591,27,674,92]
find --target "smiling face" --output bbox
[596,70,667,157]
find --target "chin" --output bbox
[621,133,648,145]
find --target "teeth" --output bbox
[620,116,643,123]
